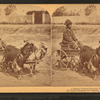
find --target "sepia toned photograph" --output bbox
[0,4,51,86]
[51,4,100,86]
[0,4,100,92]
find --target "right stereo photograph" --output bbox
[51,4,100,86]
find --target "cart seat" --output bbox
[59,42,79,50]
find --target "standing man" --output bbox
[62,19,78,49]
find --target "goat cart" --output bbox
[52,42,80,71]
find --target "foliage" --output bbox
[4,4,17,16]
[84,4,96,16]
[52,6,66,16]
[53,6,81,16]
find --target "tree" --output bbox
[4,4,17,16]
[52,6,66,16]
[84,4,96,16]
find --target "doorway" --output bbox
[34,11,42,24]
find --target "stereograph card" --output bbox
[0,4,99,93]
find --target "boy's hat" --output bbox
[64,19,72,25]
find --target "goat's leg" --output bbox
[17,70,22,79]
[29,64,33,76]
[32,64,38,74]
[6,62,12,73]
[32,65,36,74]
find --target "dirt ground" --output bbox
[0,24,51,86]
[52,24,100,86]
[1,24,100,87]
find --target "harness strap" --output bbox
[87,54,98,72]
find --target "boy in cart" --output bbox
[61,19,79,50]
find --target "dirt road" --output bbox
[52,69,100,86]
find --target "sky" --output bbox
[58,4,100,11]
[55,4,100,16]
[0,4,45,16]
[0,4,100,16]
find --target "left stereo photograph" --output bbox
[0,4,51,86]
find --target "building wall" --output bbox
[26,11,51,24]
[52,16,100,24]
[5,15,26,24]
[0,11,26,24]
[0,11,51,24]
[44,14,51,24]
[26,14,32,24]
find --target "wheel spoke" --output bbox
[53,61,58,67]
[60,60,68,68]
[52,50,70,69]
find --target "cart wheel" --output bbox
[1,59,8,72]
[70,56,80,72]
[0,56,5,72]
[52,50,69,70]
[0,62,3,72]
